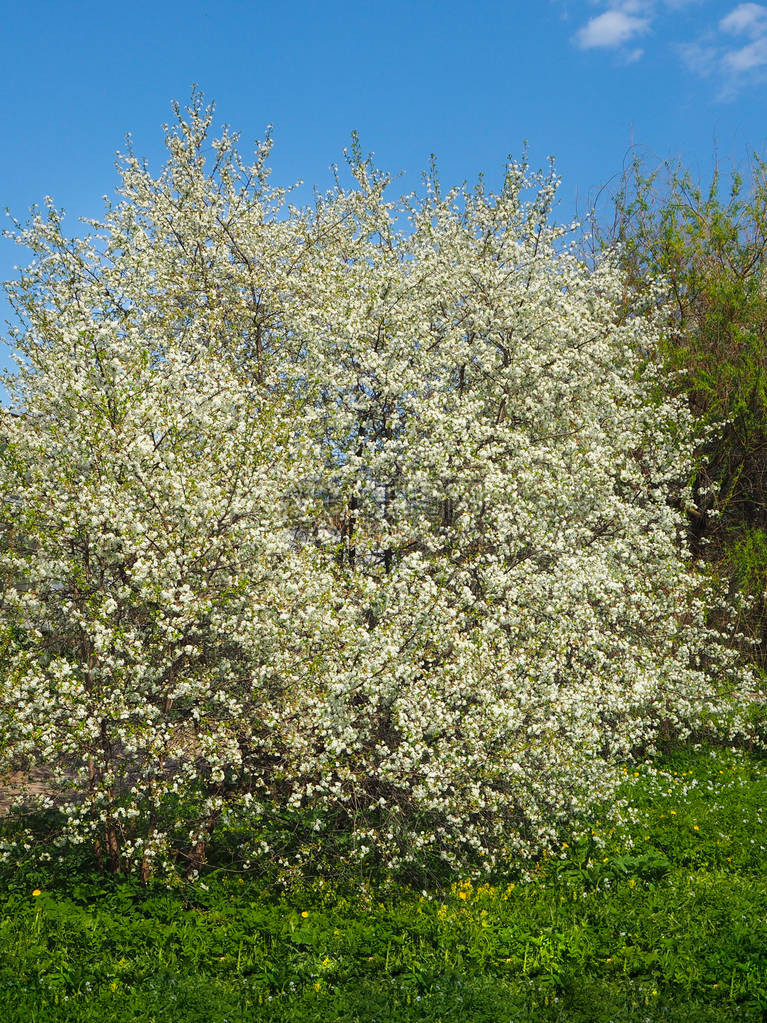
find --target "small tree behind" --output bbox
[599,154,767,667]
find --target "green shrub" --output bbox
[598,154,767,668]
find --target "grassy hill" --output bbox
[0,744,765,1022]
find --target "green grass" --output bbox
[0,745,766,1021]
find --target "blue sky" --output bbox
[1,0,766,375]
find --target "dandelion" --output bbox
[32,890,41,897]
[301,910,309,918]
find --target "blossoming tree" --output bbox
[0,96,757,878]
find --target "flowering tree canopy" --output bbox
[0,96,758,879]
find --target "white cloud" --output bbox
[717,3,767,91]
[570,0,767,91]
[722,34,767,69]
[672,2,767,96]
[720,3,767,36]
[575,9,651,48]
[677,39,719,75]
[616,0,653,13]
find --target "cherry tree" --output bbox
[0,96,757,877]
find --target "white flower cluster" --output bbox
[0,97,759,877]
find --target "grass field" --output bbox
[0,744,765,1022]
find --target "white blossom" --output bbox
[0,95,760,878]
